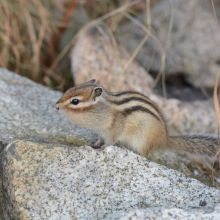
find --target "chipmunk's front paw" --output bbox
[91,138,104,149]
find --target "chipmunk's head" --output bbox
[56,79,104,125]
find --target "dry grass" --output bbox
[0,1,57,74]
[0,0,63,83]
[0,0,162,91]
[0,0,108,88]
[0,0,142,89]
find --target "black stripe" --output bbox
[122,106,160,121]
[107,97,160,115]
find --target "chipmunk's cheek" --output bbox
[60,109,66,114]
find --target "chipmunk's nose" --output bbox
[56,104,59,110]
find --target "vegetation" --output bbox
[0,0,153,91]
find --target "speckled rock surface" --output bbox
[105,205,220,220]
[0,67,97,219]
[119,0,220,88]
[2,140,220,219]
[0,67,96,146]
[71,26,154,94]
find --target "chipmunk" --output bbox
[56,79,218,162]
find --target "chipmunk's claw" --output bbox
[91,138,104,149]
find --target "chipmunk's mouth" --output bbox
[56,103,60,111]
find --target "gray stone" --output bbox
[105,205,220,220]
[149,94,218,136]
[0,67,96,219]
[2,140,220,219]
[0,67,96,147]
[119,0,220,88]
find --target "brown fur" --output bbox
[56,79,218,162]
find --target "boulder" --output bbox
[0,67,96,146]
[2,140,220,219]
[119,0,220,88]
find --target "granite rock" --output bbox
[0,67,96,146]
[0,67,97,219]
[119,0,220,88]
[105,205,220,220]
[2,140,220,219]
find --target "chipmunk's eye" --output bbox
[71,99,79,105]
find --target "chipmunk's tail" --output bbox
[167,134,219,163]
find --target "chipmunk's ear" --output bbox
[87,79,97,84]
[91,87,103,104]
[93,87,103,97]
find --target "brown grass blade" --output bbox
[213,70,220,123]
[212,68,220,188]
[24,11,39,81]
[211,0,220,31]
